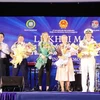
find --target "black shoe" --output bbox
[24,87,30,91]
[46,88,51,91]
[31,87,38,91]
[38,89,42,91]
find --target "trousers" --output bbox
[12,59,28,88]
[81,57,95,92]
[38,58,52,86]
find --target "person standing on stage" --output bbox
[55,35,75,92]
[10,34,29,90]
[79,28,96,92]
[0,32,10,92]
[0,32,10,77]
[35,32,55,91]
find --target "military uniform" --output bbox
[79,28,96,92]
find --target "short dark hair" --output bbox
[18,34,24,38]
[0,32,4,37]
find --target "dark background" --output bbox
[0,2,100,16]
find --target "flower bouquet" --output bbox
[71,43,79,50]
[70,43,79,54]
[42,42,55,53]
[55,52,71,67]
[35,42,55,69]
[77,43,100,58]
[25,42,36,58]
[10,42,36,68]
[55,45,71,67]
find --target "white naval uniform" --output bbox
[79,39,96,92]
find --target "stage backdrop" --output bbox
[1,17,100,62]
[1,17,100,88]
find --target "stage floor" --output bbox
[0,91,100,100]
[16,91,100,100]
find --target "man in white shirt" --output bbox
[0,32,10,77]
[79,28,96,92]
[0,32,10,93]
[11,34,29,90]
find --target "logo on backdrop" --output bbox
[50,19,77,34]
[91,20,99,28]
[59,19,68,29]
[26,19,36,29]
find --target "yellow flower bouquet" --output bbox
[42,42,55,53]
[78,43,99,58]
[69,43,100,58]
[10,42,36,68]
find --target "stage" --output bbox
[0,92,100,100]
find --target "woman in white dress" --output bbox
[55,35,75,92]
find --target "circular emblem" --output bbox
[91,20,99,28]
[59,19,68,29]
[26,19,36,28]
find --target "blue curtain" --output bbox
[0,93,16,100]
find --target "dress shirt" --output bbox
[0,42,10,58]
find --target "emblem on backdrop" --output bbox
[59,19,68,29]
[91,20,99,28]
[26,19,36,29]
